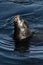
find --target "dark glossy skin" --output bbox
[13,15,32,41]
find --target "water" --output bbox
[0,0,43,65]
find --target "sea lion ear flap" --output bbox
[23,19,29,28]
[21,19,24,22]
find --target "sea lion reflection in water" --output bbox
[13,15,32,53]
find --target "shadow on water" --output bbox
[14,38,30,53]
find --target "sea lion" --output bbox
[13,15,32,41]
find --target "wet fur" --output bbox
[13,15,32,41]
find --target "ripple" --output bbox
[0,34,14,51]
[0,1,43,65]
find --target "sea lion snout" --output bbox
[14,15,20,23]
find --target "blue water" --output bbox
[0,0,43,65]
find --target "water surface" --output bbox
[0,0,43,65]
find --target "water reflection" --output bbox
[15,38,30,53]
